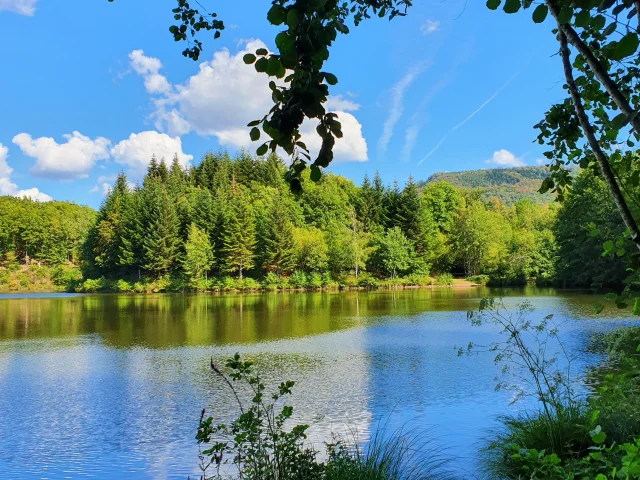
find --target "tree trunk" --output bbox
[558,29,640,251]
[546,0,640,136]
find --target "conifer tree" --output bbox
[157,158,170,184]
[142,185,180,275]
[220,186,255,279]
[262,198,297,276]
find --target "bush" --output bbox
[0,270,9,285]
[290,270,308,289]
[308,272,323,289]
[219,276,237,291]
[150,275,171,292]
[466,274,489,286]
[262,272,279,290]
[406,274,433,286]
[321,272,337,288]
[435,273,453,286]
[51,264,82,286]
[133,281,146,293]
[357,272,380,288]
[242,277,260,291]
[115,279,133,293]
[80,277,105,293]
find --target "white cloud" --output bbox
[536,158,546,166]
[129,50,172,95]
[401,125,420,161]
[90,175,116,195]
[485,149,525,167]
[0,143,52,202]
[12,131,111,180]
[325,95,360,112]
[377,66,423,157]
[420,20,440,35]
[299,111,368,163]
[0,0,37,16]
[131,40,368,163]
[110,131,193,176]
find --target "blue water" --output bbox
[0,288,636,479]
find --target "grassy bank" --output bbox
[0,263,81,292]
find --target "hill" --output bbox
[417,166,553,205]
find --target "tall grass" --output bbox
[325,425,455,480]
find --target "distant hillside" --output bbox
[418,166,554,205]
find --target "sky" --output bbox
[0,0,564,208]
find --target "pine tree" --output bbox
[168,154,187,198]
[118,187,144,279]
[147,155,159,178]
[384,180,401,229]
[262,198,297,275]
[220,187,255,279]
[157,158,170,183]
[142,185,180,275]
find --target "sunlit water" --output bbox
[0,288,638,479]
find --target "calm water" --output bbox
[0,287,638,479]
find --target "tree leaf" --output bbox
[256,143,268,156]
[611,33,639,61]
[532,4,548,23]
[611,112,629,130]
[324,72,338,85]
[557,7,573,24]
[250,127,260,142]
[255,48,268,56]
[255,57,269,73]
[247,120,260,127]
[503,0,521,14]
[486,0,501,10]
[267,5,287,25]
[310,165,321,182]
[243,54,256,65]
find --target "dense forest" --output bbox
[420,166,556,205]
[0,153,632,292]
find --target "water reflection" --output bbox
[0,288,638,479]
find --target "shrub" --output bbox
[168,274,188,292]
[357,272,380,288]
[308,272,323,289]
[262,272,279,290]
[133,281,146,293]
[290,270,308,289]
[219,276,237,291]
[115,279,133,293]
[406,274,432,286]
[321,272,337,288]
[80,277,105,293]
[242,277,260,291]
[0,270,9,285]
[51,264,82,286]
[435,273,453,286]
[150,275,171,292]
[17,272,30,288]
[466,274,489,286]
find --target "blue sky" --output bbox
[0,0,563,208]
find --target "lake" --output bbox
[0,287,638,479]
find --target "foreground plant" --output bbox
[194,353,454,480]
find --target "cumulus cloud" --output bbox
[420,20,440,35]
[110,131,193,176]
[12,131,111,180]
[0,143,52,202]
[129,49,172,95]
[0,0,38,15]
[131,41,368,163]
[485,149,525,167]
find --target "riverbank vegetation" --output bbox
[1,153,633,294]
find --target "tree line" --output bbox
[1,152,632,291]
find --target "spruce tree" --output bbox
[157,158,170,184]
[142,185,180,275]
[262,198,297,276]
[220,187,255,279]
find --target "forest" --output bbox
[0,152,632,293]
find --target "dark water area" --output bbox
[0,287,638,479]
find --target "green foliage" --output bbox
[50,264,82,286]
[182,223,214,288]
[435,273,453,286]
[196,354,453,480]
[378,227,413,279]
[420,166,553,205]
[554,170,630,287]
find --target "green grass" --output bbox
[325,425,455,480]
